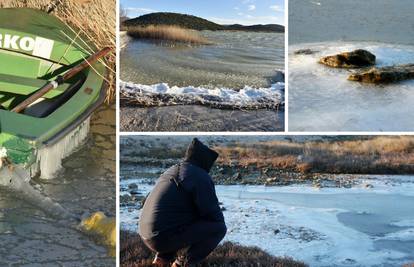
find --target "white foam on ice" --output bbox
[120,80,284,109]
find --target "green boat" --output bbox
[0,8,108,184]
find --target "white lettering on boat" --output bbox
[0,34,54,59]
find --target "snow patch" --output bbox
[120,80,284,109]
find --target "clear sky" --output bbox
[120,0,284,25]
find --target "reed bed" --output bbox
[0,0,116,102]
[126,25,211,45]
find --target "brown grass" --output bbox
[0,0,116,102]
[120,231,307,267]
[126,25,211,45]
[215,136,414,174]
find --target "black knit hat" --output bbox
[184,138,219,173]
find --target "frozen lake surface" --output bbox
[289,42,414,131]
[121,171,414,267]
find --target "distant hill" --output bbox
[224,24,284,32]
[123,12,284,33]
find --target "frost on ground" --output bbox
[120,80,284,110]
[121,175,414,267]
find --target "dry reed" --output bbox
[0,0,116,102]
[126,25,211,44]
[215,136,414,174]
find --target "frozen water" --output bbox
[289,42,414,131]
[33,117,91,179]
[121,173,414,266]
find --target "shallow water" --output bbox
[0,105,116,266]
[121,31,284,89]
[289,42,414,131]
[120,161,414,266]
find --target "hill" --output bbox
[122,12,284,33]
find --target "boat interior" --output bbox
[0,49,86,118]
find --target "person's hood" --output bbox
[184,138,219,173]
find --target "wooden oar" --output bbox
[12,47,112,113]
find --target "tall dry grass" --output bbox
[0,0,116,102]
[126,25,211,45]
[215,136,414,174]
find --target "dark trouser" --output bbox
[143,220,227,264]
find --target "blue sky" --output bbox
[121,0,285,25]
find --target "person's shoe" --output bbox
[171,259,195,267]
[152,256,170,267]
[171,259,185,267]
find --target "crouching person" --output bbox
[139,138,227,267]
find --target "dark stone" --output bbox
[294,49,317,55]
[130,190,140,195]
[232,172,242,180]
[348,64,414,83]
[319,49,376,68]
[128,183,138,190]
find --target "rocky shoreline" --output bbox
[119,161,376,209]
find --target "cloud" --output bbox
[209,15,282,26]
[242,0,254,3]
[270,5,283,12]
[125,7,157,14]
[248,4,256,11]
[234,7,240,10]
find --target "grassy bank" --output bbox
[126,25,211,44]
[215,136,414,175]
[121,136,414,176]
[120,231,307,267]
[0,0,116,102]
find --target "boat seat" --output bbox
[0,73,72,99]
[24,75,86,118]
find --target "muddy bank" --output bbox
[120,105,284,131]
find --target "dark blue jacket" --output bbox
[139,139,224,239]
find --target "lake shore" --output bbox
[120,105,284,132]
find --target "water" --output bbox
[121,31,284,89]
[289,0,414,131]
[120,167,414,267]
[0,105,116,266]
[289,0,414,46]
[120,31,285,131]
